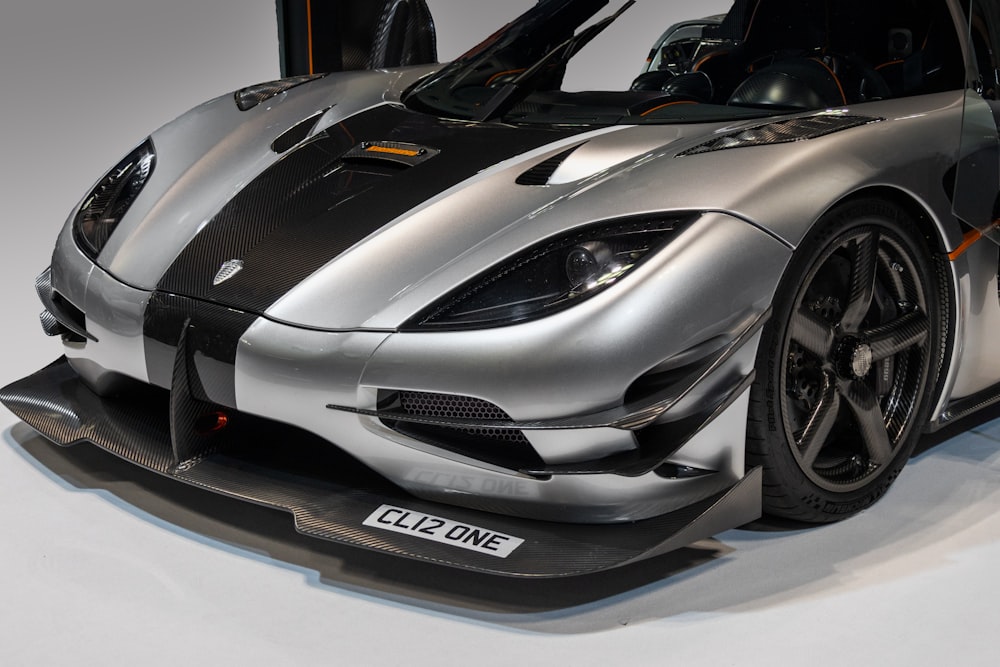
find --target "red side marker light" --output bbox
[195,411,230,436]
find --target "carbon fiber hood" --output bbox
[260,94,963,331]
[90,69,963,332]
[155,104,586,315]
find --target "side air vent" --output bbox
[35,268,93,343]
[377,390,544,471]
[516,144,584,185]
[677,114,882,157]
[234,73,327,112]
[397,391,511,422]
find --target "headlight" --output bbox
[73,139,156,260]
[234,74,327,111]
[405,216,691,330]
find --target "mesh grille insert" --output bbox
[398,391,511,422]
[382,390,542,470]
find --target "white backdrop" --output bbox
[428,0,733,89]
[0,0,731,384]
[1,2,999,666]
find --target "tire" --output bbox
[747,199,947,522]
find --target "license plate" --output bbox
[363,504,525,558]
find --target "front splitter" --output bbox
[1,357,761,577]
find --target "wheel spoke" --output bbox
[797,373,840,469]
[842,379,893,466]
[763,207,939,509]
[866,311,929,361]
[789,305,837,360]
[841,232,880,332]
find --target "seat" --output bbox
[677,0,962,106]
[872,13,965,97]
[728,57,846,109]
[693,0,830,103]
[825,0,963,99]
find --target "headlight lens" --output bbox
[73,139,156,260]
[406,216,690,330]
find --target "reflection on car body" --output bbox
[5,0,1000,576]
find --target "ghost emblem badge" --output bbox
[213,259,244,286]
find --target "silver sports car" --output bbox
[5,0,1000,577]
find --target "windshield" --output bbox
[403,0,968,126]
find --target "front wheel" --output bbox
[747,200,947,522]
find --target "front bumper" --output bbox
[15,208,782,556]
[31,214,777,524]
[1,358,761,577]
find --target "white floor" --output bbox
[2,1,999,664]
[3,392,1000,665]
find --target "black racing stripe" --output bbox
[156,104,584,314]
[143,292,258,408]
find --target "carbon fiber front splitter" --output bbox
[1,357,762,577]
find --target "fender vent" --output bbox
[235,74,327,111]
[516,144,584,185]
[678,114,883,156]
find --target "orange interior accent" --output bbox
[640,100,698,116]
[875,59,904,71]
[306,0,315,74]
[744,1,761,40]
[486,68,527,86]
[693,51,725,72]
[810,58,847,105]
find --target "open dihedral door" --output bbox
[278,0,437,76]
[953,0,1000,242]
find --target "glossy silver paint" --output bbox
[358,214,779,420]
[945,241,1000,399]
[49,222,151,387]
[225,212,777,521]
[36,0,1000,524]
[268,96,967,332]
[234,310,753,522]
[97,67,436,289]
[44,83,998,521]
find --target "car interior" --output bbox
[658,0,966,109]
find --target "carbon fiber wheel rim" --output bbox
[778,222,931,493]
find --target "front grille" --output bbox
[396,390,529,444]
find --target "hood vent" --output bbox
[678,114,883,157]
[516,144,584,186]
[341,141,439,167]
[271,108,331,154]
[235,73,327,111]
